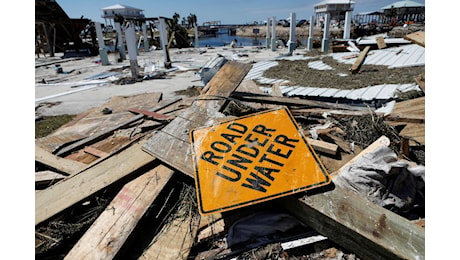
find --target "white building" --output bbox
[101,4,145,25]
[314,0,355,25]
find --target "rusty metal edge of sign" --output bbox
[190,106,331,215]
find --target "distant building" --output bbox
[101,4,145,25]
[380,0,425,24]
[314,0,355,25]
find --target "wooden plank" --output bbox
[35,140,156,225]
[231,92,363,111]
[55,97,182,157]
[283,136,424,259]
[127,108,175,121]
[307,138,338,156]
[376,36,387,49]
[404,31,425,47]
[349,46,371,74]
[65,165,175,260]
[35,145,86,175]
[139,201,200,260]
[82,146,109,158]
[142,61,253,177]
[414,73,425,93]
[35,170,66,186]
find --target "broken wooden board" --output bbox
[35,170,66,187]
[36,93,163,154]
[35,145,86,175]
[349,46,371,74]
[65,165,175,260]
[231,92,362,111]
[376,36,387,49]
[404,31,425,47]
[139,200,200,260]
[142,61,253,178]
[307,138,338,156]
[35,140,156,225]
[55,97,181,156]
[283,136,424,259]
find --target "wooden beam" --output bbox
[349,46,370,74]
[65,165,175,259]
[231,92,362,111]
[128,108,175,121]
[35,170,66,186]
[35,145,86,175]
[55,97,182,157]
[35,140,156,225]
[282,136,424,259]
[142,61,253,177]
[82,146,109,158]
[307,138,338,156]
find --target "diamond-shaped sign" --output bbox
[190,107,331,215]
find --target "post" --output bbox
[194,23,199,48]
[343,10,352,39]
[287,12,296,54]
[125,21,139,78]
[95,22,110,65]
[307,15,315,51]
[142,23,149,52]
[321,13,331,52]
[266,17,271,48]
[158,17,172,68]
[114,22,126,60]
[271,16,277,51]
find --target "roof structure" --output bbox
[380,0,424,10]
[314,0,355,7]
[101,4,143,11]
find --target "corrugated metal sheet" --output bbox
[261,83,421,101]
[332,44,425,68]
[308,60,334,70]
[244,60,290,84]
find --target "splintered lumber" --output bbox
[283,136,425,259]
[231,92,362,111]
[35,170,66,186]
[128,108,175,121]
[307,138,338,155]
[140,203,200,260]
[35,140,155,225]
[142,61,252,177]
[35,145,86,175]
[55,97,182,157]
[65,165,175,260]
[349,46,371,74]
[404,31,425,47]
[376,36,387,49]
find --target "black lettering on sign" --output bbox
[236,144,259,158]
[200,151,222,166]
[252,124,276,137]
[217,165,242,182]
[274,134,299,148]
[227,153,252,170]
[211,141,232,153]
[242,172,272,192]
[227,122,247,134]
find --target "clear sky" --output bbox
[57,0,426,25]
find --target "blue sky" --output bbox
[57,0,426,25]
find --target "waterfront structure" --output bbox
[314,0,355,25]
[380,0,425,24]
[101,4,145,26]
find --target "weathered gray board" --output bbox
[142,61,253,177]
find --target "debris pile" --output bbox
[35,38,425,259]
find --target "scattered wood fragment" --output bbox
[35,170,66,187]
[376,36,387,49]
[128,108,175,121]
[307,138,338,156]
[35,140,156,225]
[231,92,362,111]
[35,145,86,175]
[404,31,425,47]
[54,97,182,157]
[349,46,371,74]
[82,146,109,158]
[65,165,175,259]
[414,73,425,93]
[271,83,283,97]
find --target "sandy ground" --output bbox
[35,46,294,116]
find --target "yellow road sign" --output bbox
[190,107,331,215]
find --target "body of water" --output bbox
[197,30,264,47]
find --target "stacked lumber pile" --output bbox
[35,61,425,260]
